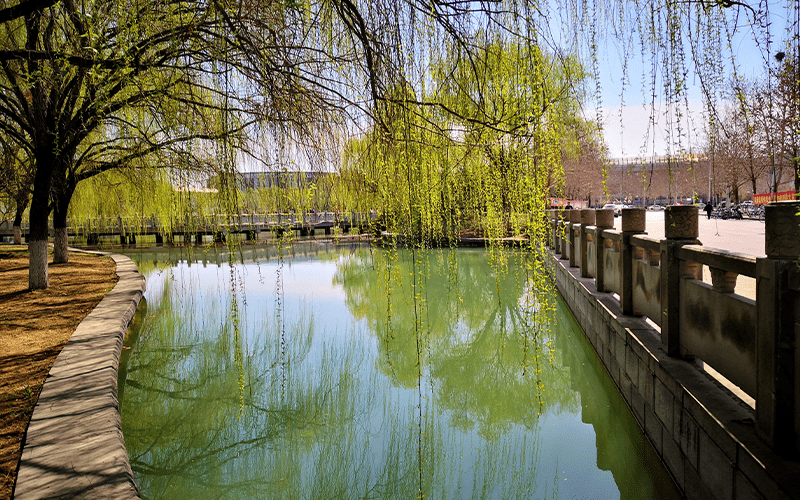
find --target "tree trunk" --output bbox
[51,167,76,264]
[13,201,24,245]
[53,226,68,263]
[28,145,57,290]
[52,202,70,264]
[28,186,50,290]
[28,239,49,288]
[28,192,50,290]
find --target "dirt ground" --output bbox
[0,246,117,500]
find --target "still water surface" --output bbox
[120,243,680,499]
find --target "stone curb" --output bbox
[13,252,145,499]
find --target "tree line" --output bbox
[0,0,792,289]
[705,52,800,203]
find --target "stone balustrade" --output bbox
[546,202,800,499]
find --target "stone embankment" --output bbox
[13,253,144,500]
[547,203,800,500]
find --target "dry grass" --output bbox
[0,246,117,500]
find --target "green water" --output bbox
[120,243,681,499]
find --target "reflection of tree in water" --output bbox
[334,247,580,437]
[121,266,339,498]
[120,246,677,499]
[121,255,428,499]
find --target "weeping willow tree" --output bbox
[1,0,789,288]
[339,37,592,242]
[0,0,349,289]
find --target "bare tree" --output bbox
[561,123,606,204]
[706,102,768,203]
[768,52,800,195]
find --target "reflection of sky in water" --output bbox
[452,319,474,344]
[123,245,680,500]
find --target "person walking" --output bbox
[704,201,713,220]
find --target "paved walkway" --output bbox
[13,253,145,500]
[614,211,766,256]
[613,211,763,299]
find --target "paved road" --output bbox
[611,210,763,298]
[614,211,766,257]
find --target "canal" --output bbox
[119,242,681,499]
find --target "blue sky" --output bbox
[579,0,795,159]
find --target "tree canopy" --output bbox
[0,0,359,287]
[0,0,794,287]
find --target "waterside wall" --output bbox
[545,203,800,500]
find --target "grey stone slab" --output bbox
[14,254,145,500]
[655,377,675,432]
[625,343,640,391]
[620,371,632,402]
[608,358,621,386]
[663,434,685,491]
[630,386,646,423]
[684,457,715,500]
[698,429,734,500]
[671,390,684,440]
[645,404,664,455]
[678,407,700,469]
[614,330,626,367]
[639,357,655,409]
[652,357,688,404]
[682,389,740,463]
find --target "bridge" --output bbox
[0,212,377,244]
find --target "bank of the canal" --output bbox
[12,251,145,500]
[548,206,800,500]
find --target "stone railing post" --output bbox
[553,210,563,253]
[756,201,800,457]
[594,209,615,292]
[568,209,581,267]
[559,210,568,257]
[580,209,596,278]
[621,208,646,315]
[548,210,559,251]
[659,205,701,356]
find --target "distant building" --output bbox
[209,170,330,190]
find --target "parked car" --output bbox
[602,203,622,217]
[647,204,665,211]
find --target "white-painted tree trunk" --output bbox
[53,227,69,264]
[28,240,49,290]
[13,225,21,245]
